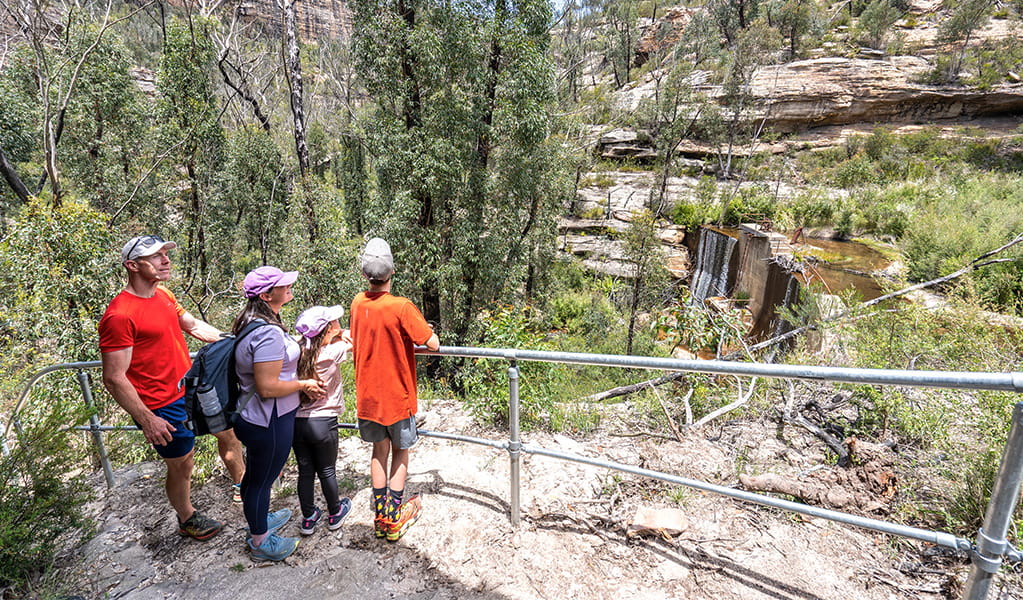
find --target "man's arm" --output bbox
[100,348,175,446]
[179,311,222,343]
[424,331,440,351]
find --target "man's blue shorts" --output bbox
[148,398,196,459]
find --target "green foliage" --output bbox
[856,0,902,49]
[826,299,1023,533]
[670,201,709,230]
[548,290,618,335]
[900,174,1023,312]
[784,190,836,227]
[459,305,561,430]
[349,0,566,345]
[656,289,746,354]
[59,20,149,211]
[0,198,118,378]
[0,395,92,591]
[718,185,776,225]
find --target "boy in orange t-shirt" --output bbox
[350,238,439,541]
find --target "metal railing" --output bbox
[5,347,1023,600]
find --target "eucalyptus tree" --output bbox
[155,16,227,286]
[622,209,669,355]
[856,0,902,50]
[938,0,995,82]
[588,0,638,88]
[348,0,564,344]
[1,0,153,206]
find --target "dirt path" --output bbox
[59,397,1010,600]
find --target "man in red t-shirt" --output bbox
[350,237,439,541]
[99,235,241,540]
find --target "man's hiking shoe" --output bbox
[300,507,321,535]
[247,533,299,562]
[386,495,422,542]
[178,511,223,541]
[231,483,242,504]
[327,498,352,531]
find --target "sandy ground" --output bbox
[56,397,1021,600]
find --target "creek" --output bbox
[791,236,894,301]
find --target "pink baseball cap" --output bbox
[295,305,345,338]
[243,266,298,298]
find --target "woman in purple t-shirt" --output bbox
[231,266,324,563]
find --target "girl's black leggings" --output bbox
[293,416,341,518]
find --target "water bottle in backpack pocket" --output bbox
[196,384,227,433]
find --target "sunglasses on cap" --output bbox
[126,235,166,260]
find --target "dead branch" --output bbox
[586,371,687,402]
[789,413,847,462]
[651,382,684,442]
[691,377,758,429]
[681,388,694,425]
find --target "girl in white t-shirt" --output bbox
[293,305,354,535]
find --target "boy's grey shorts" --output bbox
[358,416,418,449]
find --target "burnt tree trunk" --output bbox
[0,146,31,202]
[283,0,317,242]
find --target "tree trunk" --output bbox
[0,146,31,202]
[283,0,317,241]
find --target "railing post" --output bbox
[507,358,521,527]
[962,401,1023,600]
[77,370,115,488]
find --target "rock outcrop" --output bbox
[166,0,352,42]
[614,55,1023,135]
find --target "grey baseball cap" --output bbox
[361,237,394,282]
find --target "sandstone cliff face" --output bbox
[614,55,1023,135]
[166,0,351,42]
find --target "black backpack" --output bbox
[183,320,267,435]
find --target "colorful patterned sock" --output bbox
[388,488,404,520]
[373,487,388,518]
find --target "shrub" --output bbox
[670,201,703,229]
[459,305,561,430]
[830,154,879,188]
[0,391,93,591]
[785,190,835,226]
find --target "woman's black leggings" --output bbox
[234,404,295,536]
[293,416,341,518]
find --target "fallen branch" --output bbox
[651,383,684,442]
[691,377,758,429]
[586,371,688,402]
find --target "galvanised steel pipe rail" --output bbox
[8,347,1023,600]
[424,346,1023,392]
[423,345,1023,600]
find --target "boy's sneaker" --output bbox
[231,483,242,503]
[248,533,299,562]
[386,495,422,542]
[178,511,224,541]
[300,507,321,535]
[327,498,352,531]
[373,515,391,539]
